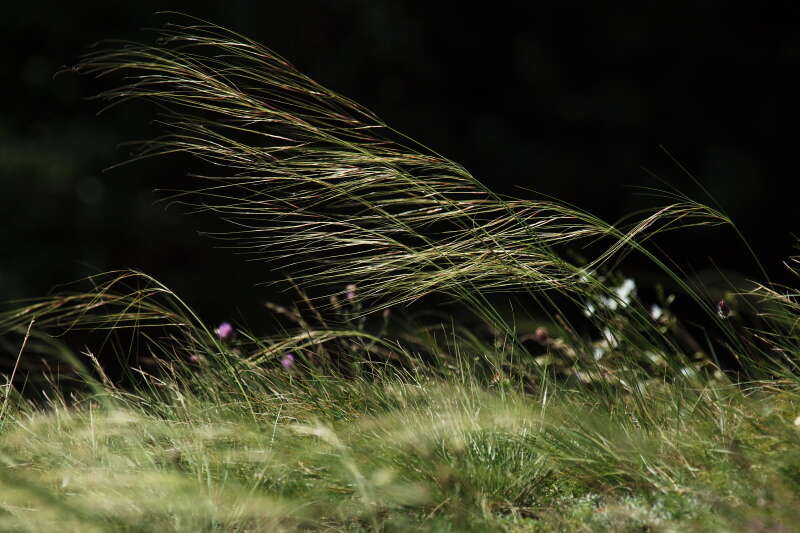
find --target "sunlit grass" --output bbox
[3,352,800,531]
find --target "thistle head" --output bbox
[281,353,296,369]
[214,321,234,340]
[345,284,357,301]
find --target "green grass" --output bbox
[3,346,800,531]
[3,13,800,531]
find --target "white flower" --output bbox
[615,278,636,305]
[583,278,636,316]
[650,304,663,321]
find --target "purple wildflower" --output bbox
[717,299,731,319]
[214,321,234,340]
[345,284,357,301]
[281,353,296,369]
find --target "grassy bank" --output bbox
[2,337,800,531]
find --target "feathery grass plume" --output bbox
[0,270,217,397]
[74,14,728,317]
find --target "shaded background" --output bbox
[2,1,799,329]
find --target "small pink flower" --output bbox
[534,327,549,345]
[189,354,207,364]
[345,284,357,301]
[281,353,295,369]
[214,321,234,340]
[717,299,731,319]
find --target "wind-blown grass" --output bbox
[3,334,800,531]
[73,16,728,309]
[2,13,800,531]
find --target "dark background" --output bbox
[2,2,799,330]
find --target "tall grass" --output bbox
[2,13,800,531]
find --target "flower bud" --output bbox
[717,299,731,319]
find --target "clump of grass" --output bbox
[2,13,800,531]
[3,342,800,531]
